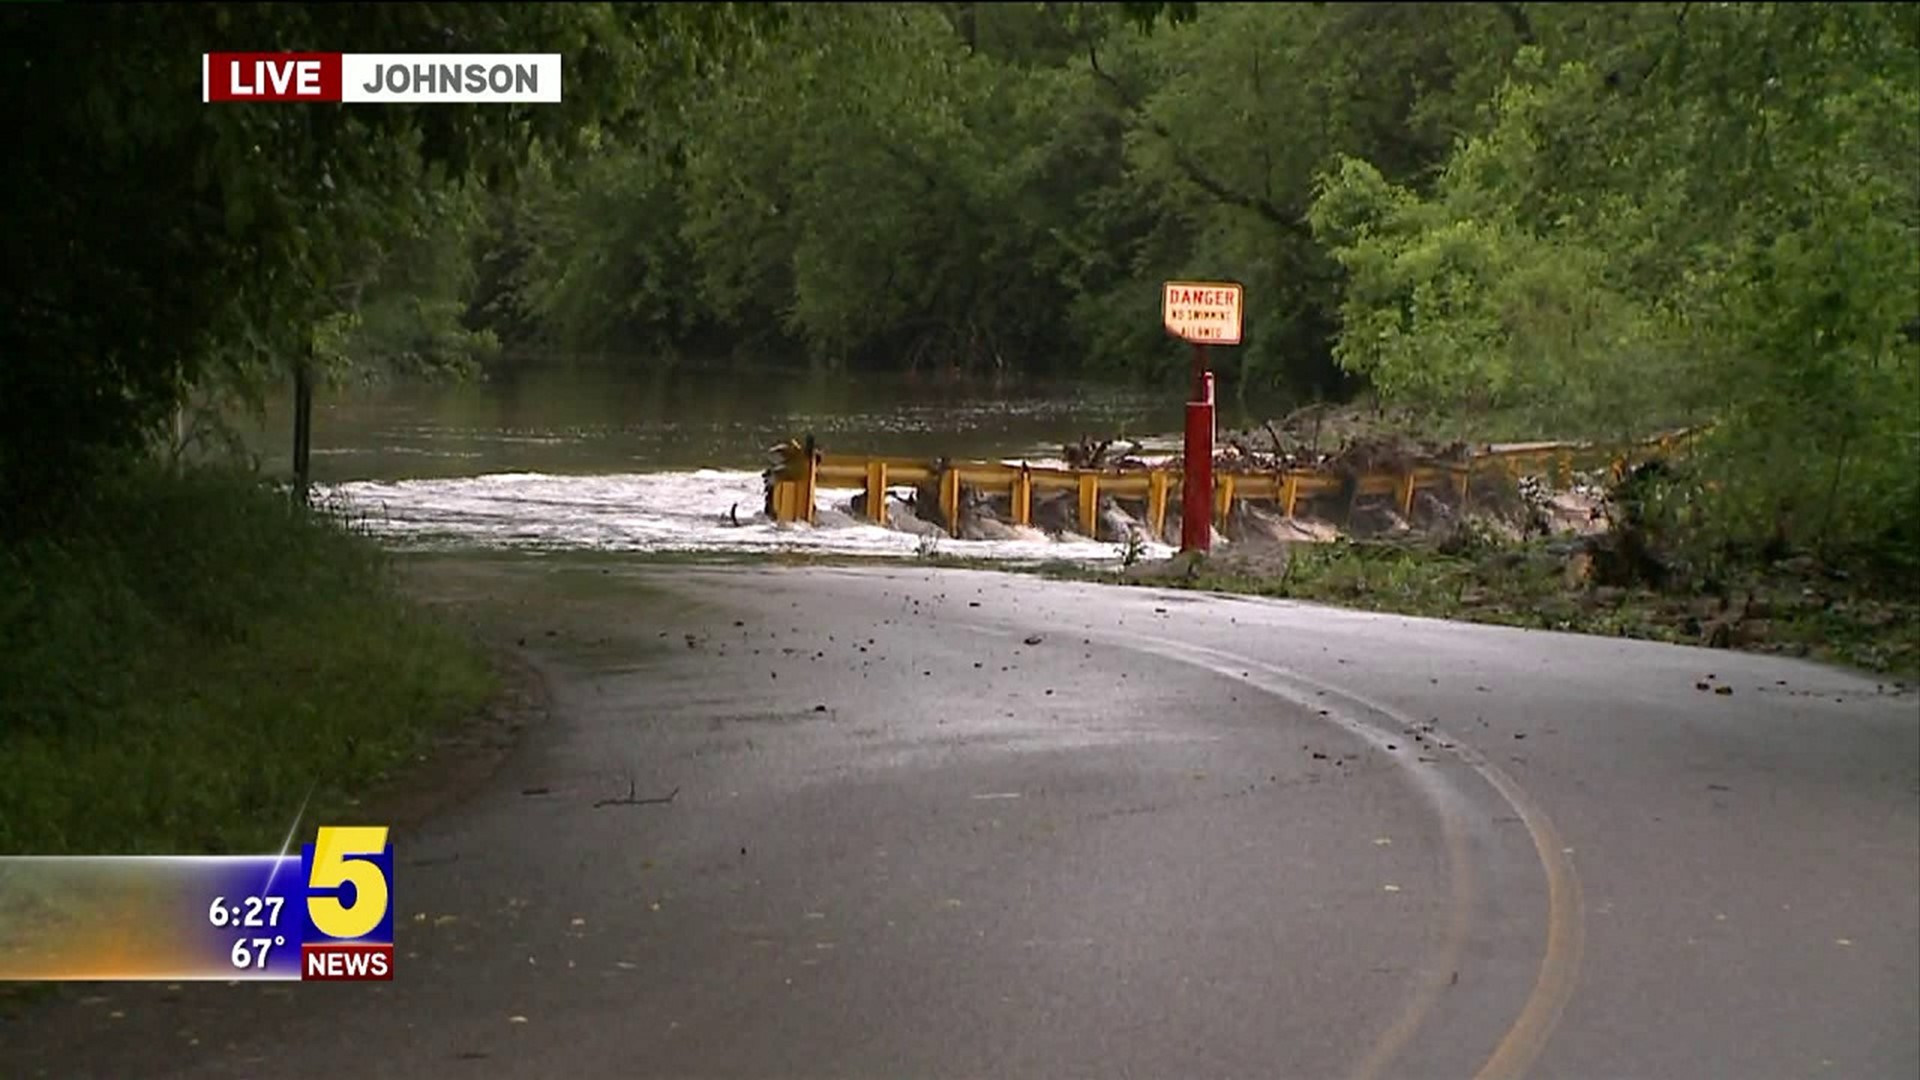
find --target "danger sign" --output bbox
[1162,281,1243,345]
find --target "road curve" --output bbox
[4,557,1916,1080]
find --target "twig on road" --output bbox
[594,780,680,809]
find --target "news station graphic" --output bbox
[0,826,393,982]
[299,825,394,981]
[203,53,562,104]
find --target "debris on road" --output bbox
[594,782,680,809]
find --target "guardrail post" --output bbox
[1280,471,1299,518]
[1395,468,1416,518]
[1077,473,1099,539]
[865,460,888,525]
[768,440,801,524]
[1554,449,1573,490]
[801,435,820,525]
[1147,470,1170,539]
[1451,465,1471,511]
[1011,465,1033,527]
[939,465,962,538]
[1213,472,1235,530]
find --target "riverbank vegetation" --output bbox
[485,2,1914,600]
[0,469,495,854]
[1113,540,1918,679]
[0,2,781,853]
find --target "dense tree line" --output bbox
[467,1,1527,397]
[1310,2,1919,567]
[3,2,1915,573]
[454,1,1917,571]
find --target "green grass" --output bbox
[999,540,1918,678]
[0,467,497,856]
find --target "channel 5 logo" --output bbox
[300,826,394,981]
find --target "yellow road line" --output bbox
[1115,634,1588,1080]
[1462,753,1587,1080]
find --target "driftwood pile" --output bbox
[1060,435,1151,471]
[1162,402,1472,477]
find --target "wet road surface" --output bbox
[4,558,1916,1079]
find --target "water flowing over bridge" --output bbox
[762,429,1697,545]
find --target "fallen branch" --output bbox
[1262,419,1286,456]
[594,781,680,809]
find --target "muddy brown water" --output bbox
[239,363,1294,484]
[226,363,1296,559]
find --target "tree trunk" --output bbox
[292,361,313,506]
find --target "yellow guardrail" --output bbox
[766,428,1698,539]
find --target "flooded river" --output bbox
[244,363,1292,562]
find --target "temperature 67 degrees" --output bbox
[209,895,285,928]
[231,936,285,970]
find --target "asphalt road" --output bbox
[4,557,1916,1079]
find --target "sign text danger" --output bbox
[1162,281,1243,345]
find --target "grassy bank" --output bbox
[0,467,496,856]
[1219,546,1910,676]
[943,539,1917,679]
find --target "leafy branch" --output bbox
[1084,41,1311,241]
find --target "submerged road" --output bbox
[5,557,1917,1079]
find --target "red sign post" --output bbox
[1182,364,1215,552]
[1163,281,1243,554]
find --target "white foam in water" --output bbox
[325,470,1176,565]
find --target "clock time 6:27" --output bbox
[207,895,285,929]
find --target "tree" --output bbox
[480,2,1531,393]
[1070,2,1533,396]
[1311,3,1920,565]
[0,2,771,532]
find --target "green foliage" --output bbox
[0,2,771,532]
[681,4,1094,370]
[0,467,495,855]
[315,182,502,386]
[1083,2,1531,395]
[8,0,1915,589]
[1009,536,1918,677]
[476,2,1532,391]
[1311,3,1920,566]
